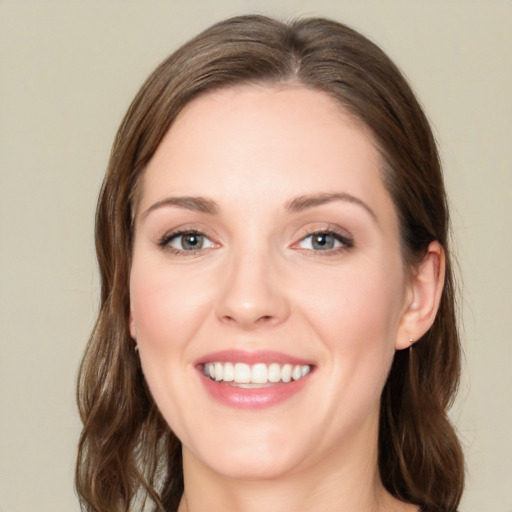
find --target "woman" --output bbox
[76,15,464,512]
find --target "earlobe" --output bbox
[396,241,445,350]
[129,309,137,339]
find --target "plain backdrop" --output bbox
[0,1,511,511]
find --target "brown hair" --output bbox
[76,15,464,512]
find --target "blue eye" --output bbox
[298,231,352,251]
[160,231,215,252]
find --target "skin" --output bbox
[129,85,444,512]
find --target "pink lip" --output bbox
[195,350,314,410]
[200,374,311,410]
[196,349,313,366]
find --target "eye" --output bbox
[160,230,215,253]
[297,231,352,251]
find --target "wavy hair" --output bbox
[76,15,464,512]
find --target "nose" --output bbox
[215,248,290,329]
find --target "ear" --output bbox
[396,241,446,350]
[129,309,137,339]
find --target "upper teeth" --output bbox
[203,362,311,384]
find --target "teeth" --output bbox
[234,363,251,383]
[282,364,292,383]
[251,363,268,384]
[203,362,311,384]
[292,365,303,381]
[214,362,223,382]
[223,362,234,382]
[268,363,281,382]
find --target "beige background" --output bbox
[0,1,510,511]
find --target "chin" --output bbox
[180,417,312,480]
[186,443,304,481]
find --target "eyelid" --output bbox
[157,227,218,255]
[292,226,354,253]
[155,223,353,256]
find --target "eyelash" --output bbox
[157,228,354,256]
[158,229,216,255]
[294,229,354,254]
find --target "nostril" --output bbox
[220,313,278,328]
[258,315,274,323]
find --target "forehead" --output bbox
[138,85,396,225]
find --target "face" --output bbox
[129,85,413,480]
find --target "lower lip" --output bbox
[199,373,311,410]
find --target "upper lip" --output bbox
[195,349,314,366]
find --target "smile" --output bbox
[197,352,314,409]
[203,362,311,386]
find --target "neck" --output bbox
[179,460,383,512]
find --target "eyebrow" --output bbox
[140,192,377,223]
[286,192,378,222]
[141,196,219,219]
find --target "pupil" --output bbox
[183,234,202,250]
[313,233,334,250]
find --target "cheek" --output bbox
[128,260,211,439]
[129,260,211,353]
[305,264,403,338]
[295,257,405,383]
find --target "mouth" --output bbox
[196,351,314,409]
[202,362,312,387]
